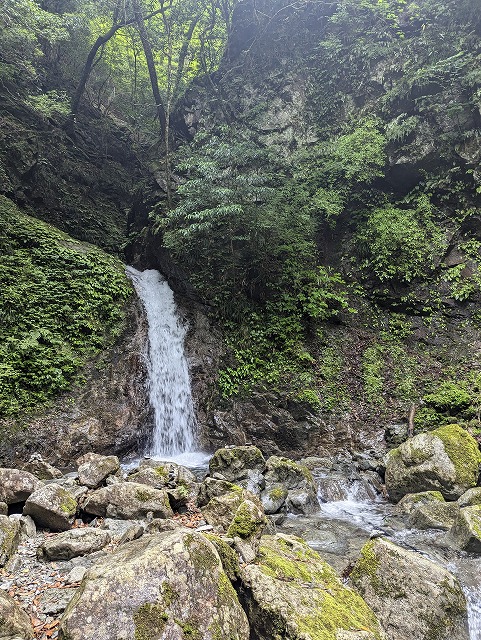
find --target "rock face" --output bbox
[59,530,250,640]
[0,589,34,639]
[0,515,21,567]
[77,453,120,489]
[38,528,112,561]
[0,468,42,504]
[83,483,173,520]
[239,534,383,640]
[447,505,481,553]
[350,538,468,640]
[385,425,481,501]
[23,484,77,532]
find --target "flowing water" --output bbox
[126,267,202,462]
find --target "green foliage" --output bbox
[362,344,385,404]
[424,381,472,413]
[356,196,446,283]
[26,90,71,118]
[0,196,132,416]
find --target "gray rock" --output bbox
[396,491,445,514]
[0,468,42,505]
[447,505,481,553]
[286,488,318,515]
[66,565,87,584]
[101,518,144,543]
[260,484,288,514]
[23,453,63,480]
[38,586,77,616]
[385,424,481,501]
[23,483,77,532]
[209,446,266,482]
[457,486,481,507]
[197,477,242,507]
[408,501,460,531]
[350,537,468,640]
[38,528,111,560]
[0,515,20,567]
[77,453,120,489]
[83,482,173,520]
[59,530,250,640]
[0,589,33,639]
[264,456,318,515]
[241,534,382,640]
[0,502,7,516]
[145,519,181,534]
[236,469,266,496]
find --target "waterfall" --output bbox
[126,267,197,458]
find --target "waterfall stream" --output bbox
[126,267,198,460]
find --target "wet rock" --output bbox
[385,424,481,501]
[350,537,468,640]
[236,469,266,496]
[23,483,77,532]
[260,484,288,514]
[384,423,408,447]
[457,486,481,507]
[209,446,266,482]
[265,456,318,514]
[396,490,445,514]
[83,482,173,520]
[59,530,250,640]
[0,468,42,505]
[0,515,21,567]
[447,505,481,553]
[0,589,34,639]
[38,528,111,561]
[240,534,382,640]
[23,453,63,480]
[408,501,460,531]
[77,453,120,489]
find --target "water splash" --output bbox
[126,267,197,458]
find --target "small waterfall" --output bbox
[466,585,481,638]
[126,267,197,458]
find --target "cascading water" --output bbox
[126,267,197,459]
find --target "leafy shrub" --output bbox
[423,381,472,413]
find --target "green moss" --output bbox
[203,534,240,580]
[349,540,382,594]
[59,495,77,515]
[424,382,472,413]
[226,501,260,539]
[258,537,332,584]
[269,487,286,501]
[184,534,219,574]
[267,456,314,484]
[133,603,168,640]
[135,489,154,502]
[161,582,179,607]
[434,424,481,487]
[175,619,201,639]
[154,466,168,479]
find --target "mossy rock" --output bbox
[457,486,481,507]
[59,530,250,640]
[240,534,383,640]
[350,538,468,640]
[83,483,173,521]
[23,483,77,531]
[385,424,481,501]
[447,505,481,553]
[407,501,460,531]
[203,534,240,581]
[0,589,34,639]
[396,491,445,514]
[209,446,266,482]
[0,515,20,567]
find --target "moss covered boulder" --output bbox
[83,483,173,520]
[209,446,266,482]
[23,483,77,531]
[350,538,468,640]
[396,491,445,514]
[239,534,383,640]
[0,515,21,567]
[407,501,460,531]
[385,424,481,501]
[202,488,263,531]
[264,456,318,515]
[59,529,250,640]
[447,505,481,553]
[0,589,34,639]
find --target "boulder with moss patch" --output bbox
[38,527,111,561]
[23,484,77,532]
[385,425,481,501]
[198,477,243,507]
[58,529,250,640]
[396,491,445,514]
[240,533,383,640]
[209,446,266,482]
[350,538,468,640]
[83,483,173,520]
[0,515,21,567]
[407,501,460,531]
[202,488,248,530]
[0,589,34,639]
[227,499,267,561]
[264,456,318,514]
[260,484,288,514]
[457,487,481,507]
[77,453,120,489]
[447,505,481,553]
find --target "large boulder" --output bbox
[264,456,318,515]
[202,489,263,532]
[350,538,468,640]
[59,530,250,640]
[198,477,243,507]
[0,515,21,567]
[447,505,481,553]
[385,425,481,501]
[0,468,42,504]
[83,483,173,520]
[396,491,445,514]
[77,453,120,489]
[240,534,383,640]
[407,501,460,531]
[209,446,266,482]
[0,590,34,639]
[38,528,111,561]
[23,483,77,531]
[227,499,267,562]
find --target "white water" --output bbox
[126,267,199,460]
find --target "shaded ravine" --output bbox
[279,475,481,640]
[126,267,207,466]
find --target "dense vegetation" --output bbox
[1,0,481,432]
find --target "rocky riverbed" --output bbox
[0,426,480,640]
